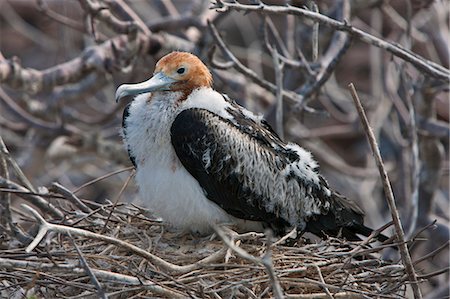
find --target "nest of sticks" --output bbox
[0,197,416,299]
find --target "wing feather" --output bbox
[171,108,332,232]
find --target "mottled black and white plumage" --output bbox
[115,51,386,241]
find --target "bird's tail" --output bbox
[304,192,389,243]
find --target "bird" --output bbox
[115,51,387,241]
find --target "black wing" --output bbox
[171,108,378,240]
[171,108,292,231]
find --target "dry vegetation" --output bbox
[0,0,449,298]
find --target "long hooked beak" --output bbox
[115,72,177,102]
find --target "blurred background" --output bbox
[0,0,448,297]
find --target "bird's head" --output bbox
[115,52,212,102]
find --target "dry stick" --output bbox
[21,204,225,275]
[348,83,422,299]
[101,169,135,233]
[214,226,285,299]
[271,48,285,140]
[79,0,139,36]
[413,240,450,265]
[212,1,449,81]
[207,21,302,105]
[0,257,185,298]
[69,233,108,299]
[72,166,134,194]
[262,230,284,299]
[0,136,36,193]
[311,2,319,62]
[313,265,333,299]
[285,291,362,299]
[0,177,64,219]
[0,137,12,229]
[51,182,92,213]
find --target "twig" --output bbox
[105,0,152,37]
[0,1,58,51]
[348,83,422,299]
[208,21,304,106]
[36,0,86,33]
[0,86,75,135]
[0,134,37,194]
[22,204,225,275]
[293,0,351,111]
[313,264,333,299]
[413,240,449,265]
[0,34,140,94]
[101,169,135,233]
[271,47,284,139]
[69,233,107,299]
[405,76,420,237]
[272,227,297,247]
[79,0,138,36]
[72,166,134,194]
[50,182,92,213]
[0,257,185,298]
[212,0,450,81]
[285,291,362,298]
[0,137,14,239]
[262,230,284,299]
[0,178,64,220]
[416,267,450,280]
[311,2,319,62]
[214,226,285,299]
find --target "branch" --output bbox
[50,182,92,213]
[79,0,139,36]
[212,1,450,82]
[69,234,107,299]
[214,226,284,299]
[22,204,225,275]
[348,83,422,299]
[0,256,185,298]
[208,21,304,108]
[0,35,137,94]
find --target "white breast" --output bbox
[123,90,245,234]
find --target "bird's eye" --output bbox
[177,67,185,74]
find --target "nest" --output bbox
[0,198,413,299]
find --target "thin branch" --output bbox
[271,48,284,139]
[214,226,285,299]
[36,0,86,33]
[311,2,319,62]
[0,178,64,219]
[79,0,139,36]
[0,136,35,193]
[0,34,138,94]
[348,83,422,299]
[72,166,134,194]
[313,264,333,298]
[101,169,135,233]
[0,256,185,298]
[50,182,92,213]
[69,234,107,299]
[208,21,304,106]
[0,86,74,135]
[22,204,226,275]
[212,0,450,81]
[293,0,351,111]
